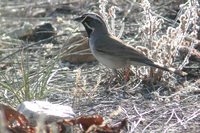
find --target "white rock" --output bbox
[17,101,75,132]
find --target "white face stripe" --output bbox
[87,14,103,23]
[81,13,105,25]
[84,22,94,31]
[80,16,87,23]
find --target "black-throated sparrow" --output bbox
[74,13,187,76]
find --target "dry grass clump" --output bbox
[138,0,198,78]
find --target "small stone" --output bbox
[17,100,75,132]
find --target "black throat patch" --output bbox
[83,22,94,37]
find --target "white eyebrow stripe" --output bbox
[81,16,87,23]
[87,14,104,23]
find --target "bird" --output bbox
[74,13,187,77]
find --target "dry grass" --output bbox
[0,0,199,132]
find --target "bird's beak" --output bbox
[73,16,84,22]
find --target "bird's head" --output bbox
[74,13,108,37]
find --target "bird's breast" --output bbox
[88,37,127,69]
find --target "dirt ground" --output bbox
[0,0,200,132]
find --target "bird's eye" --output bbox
[85,17,92,21]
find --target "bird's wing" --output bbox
[94,34,154,65]
[94,34,188,76]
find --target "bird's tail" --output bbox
[149,62,188,76]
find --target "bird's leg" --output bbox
[135,66,142,78]
[106,68,132,89]
[107,69,122,84]
[112,69,118,76]
[104,69,118,90]
[124,66,131,81]
[112,69,119,81]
